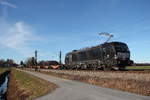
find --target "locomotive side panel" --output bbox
[65,42,132,70]
[65,46,106,69]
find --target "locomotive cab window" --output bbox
[65,55,70,64]
[114,43,129,52]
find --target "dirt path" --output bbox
[22,70,150,100]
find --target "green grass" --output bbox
[0,67,10,74]
[12,69,57,100]
[126,66,150,70]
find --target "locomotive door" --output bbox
[102,44,114,66]
[68,55,72,65]
[65,56,69,64]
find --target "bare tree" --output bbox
[24,57,36,67]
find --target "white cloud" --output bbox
[1,22,28,48]
[0,0,18,18]
[0,1,17,8]
[0,20,43,57]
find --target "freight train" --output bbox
[64,41,133,70]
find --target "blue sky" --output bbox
[0,0,150,63]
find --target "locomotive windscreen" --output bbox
[114,43,129,52]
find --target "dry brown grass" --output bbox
[7,71,30,100]
[7,69,58,100]
[0,67,10,74]
[39,69,150,96]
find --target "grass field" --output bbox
[38,69,150,96]
[126,66,150,70]
[7,69,58,100]
[0,67,10,74]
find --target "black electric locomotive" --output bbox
[65,41,133,70]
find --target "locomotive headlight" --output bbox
[114,54,117,59]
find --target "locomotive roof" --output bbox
[66,41,127,55]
